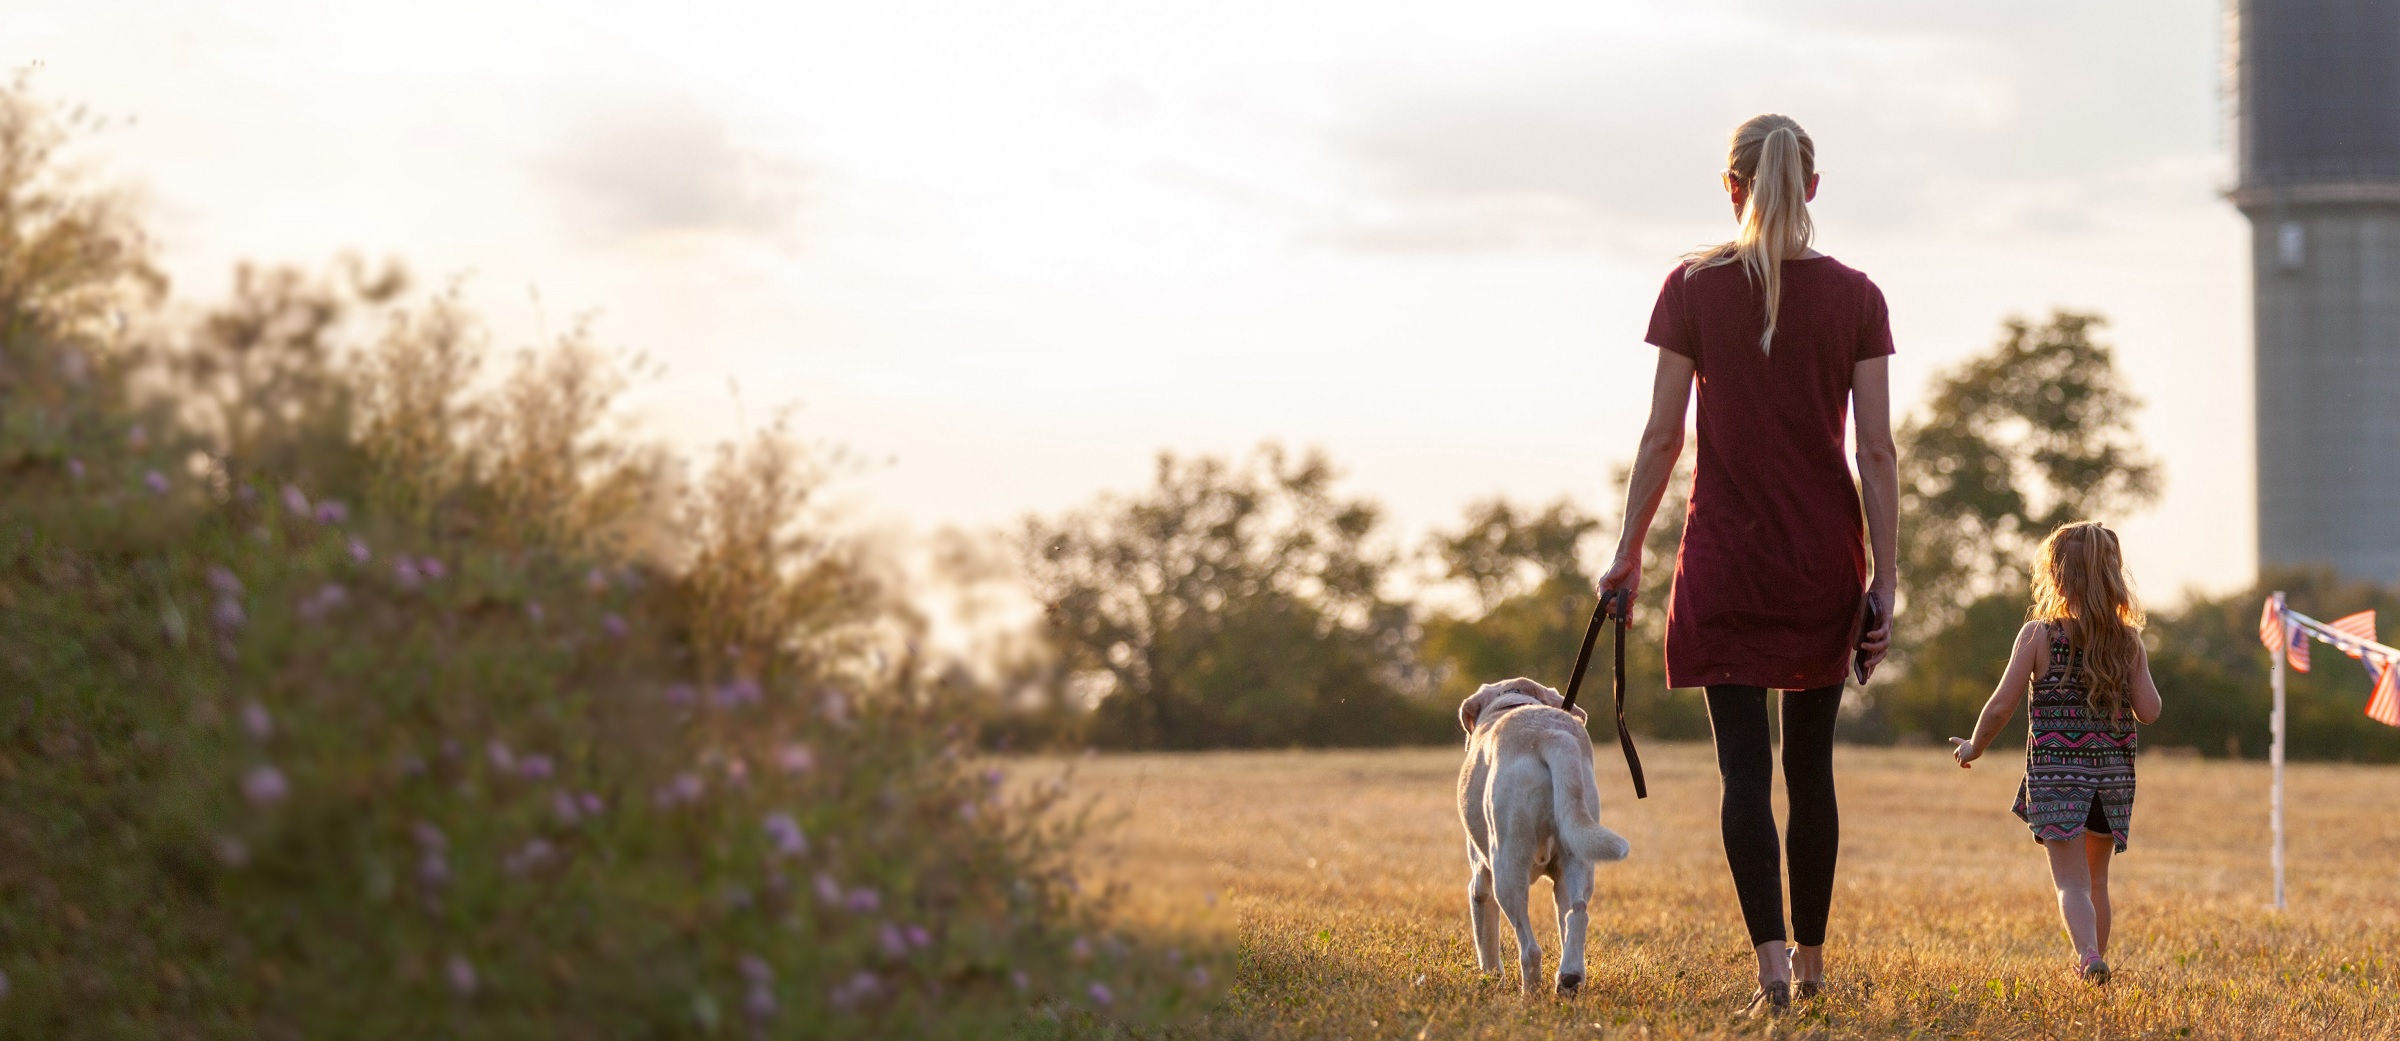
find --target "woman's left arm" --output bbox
[1852,356,1900,672]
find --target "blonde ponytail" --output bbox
[1682,114,1817,353]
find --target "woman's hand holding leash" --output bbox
[1597,554,1641,609]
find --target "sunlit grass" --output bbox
[1071,743,2400,1039]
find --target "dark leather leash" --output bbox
[1561,588,1648,799]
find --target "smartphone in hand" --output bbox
[1854,596,1883,686]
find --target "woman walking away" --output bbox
[1599,113,1899,1018]
[1948,522,2163,985]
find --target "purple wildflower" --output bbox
[418,556,445,580]
[712,679,763,710]
[240,701,272,741]
[1011,970,1030,991]
[503,838,556,875]
[957,801,978,822]
[484,741,514,773]
[1087,982,1114,1007]
[411,821,448,851]
[312,499,348,525]
[517,754,554,781]
[524,601,543,624]
[552,790,583,825]
[577,791,604,816]
[983,767,1006,788]
[1189,966,1211,988]
[280,484,310,517]
[879,923,909,959]
[418,851,451,888]
[144,470,168,495]
[745,984,777,1022]
[205,566,242,597]
[813,872,842,905]
[446,955,477,996]
[348,537,371,564]
[298,583,348,621]
[654,772,705,807]
[127,424,146,448]
[663,683,697,708]
[724,756,749,787]
[585,567,608,592]
[601,613,628,639]
[393,558,422,591]
[241,764,289,806]
[763,812,807,858]
[212,598,247,633]
[738,954,773,986]
[828,972,881,1010]
[904,924,931,949]
[66,458,84,481]
[844,887,881,914]
[777,744,815,774]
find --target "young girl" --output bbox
[1948,521,2163,984]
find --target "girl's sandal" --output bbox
[2079,954,2111,985]
[1743,980,1791,1018]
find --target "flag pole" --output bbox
[2271,592,2288,911]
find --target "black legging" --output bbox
[1705,683,1842,948]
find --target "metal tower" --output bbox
[2232,0,2400,585]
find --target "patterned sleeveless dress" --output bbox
[2011,623,2137,852]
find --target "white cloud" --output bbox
[536,96,811,247]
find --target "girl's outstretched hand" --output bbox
[1947,737,1980,768]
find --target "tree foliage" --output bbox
[1896,311,2160,629]
[1022,445,1447,749]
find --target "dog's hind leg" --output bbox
[1552,856,1594,997]
[1493,839,1542,995]
[1468,855,1502,974]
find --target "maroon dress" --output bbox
[1642,256,1894,690]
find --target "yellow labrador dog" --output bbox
[1457,677,1630,996]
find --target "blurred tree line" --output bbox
[1008,313,2400,762]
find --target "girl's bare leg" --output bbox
[1792,944,1823,985]
[2084,832,2114,957]
[2044,838,2100,962]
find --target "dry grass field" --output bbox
[1053,741,2400,1040]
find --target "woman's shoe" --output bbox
[2078,954,2111,985]
[1743,980,1791,1018]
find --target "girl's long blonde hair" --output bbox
[2028,521,2146,720]
[1682,114,1816,354]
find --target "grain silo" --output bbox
[2231,0,2400,584]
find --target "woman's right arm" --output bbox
[1950,621,2042,767]
[1598,348,1696,602]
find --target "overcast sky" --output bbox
[9,0,2251,600]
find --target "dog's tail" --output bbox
[1539,729,1630,863]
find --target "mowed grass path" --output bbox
[1060,742,2400,1040]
